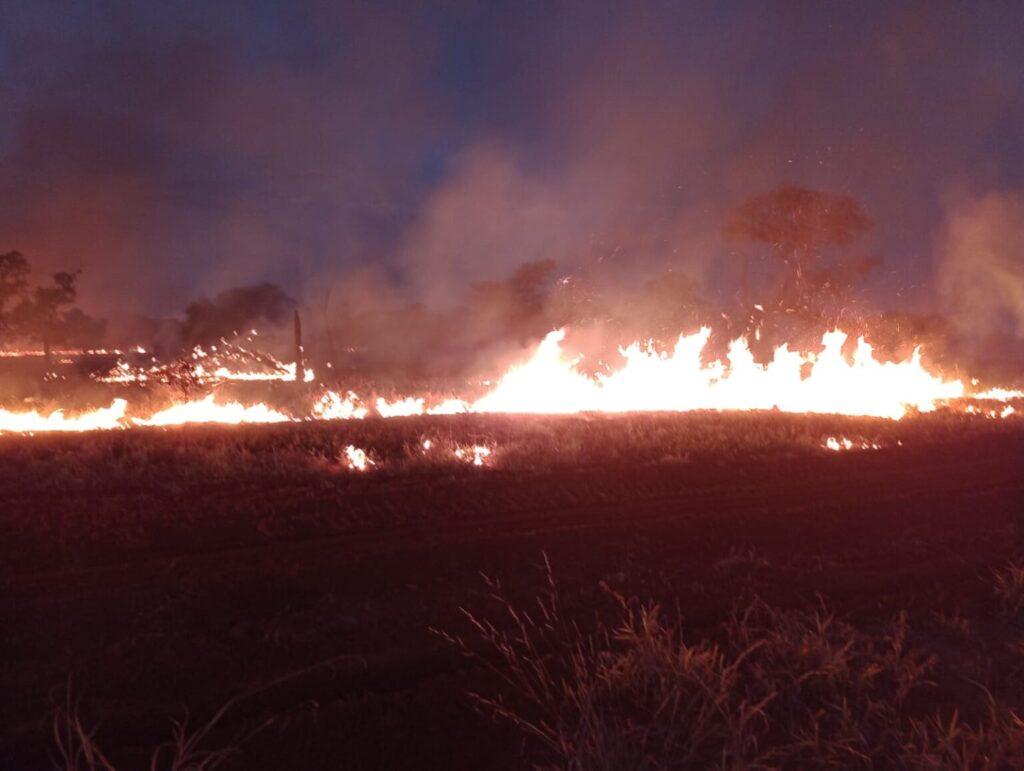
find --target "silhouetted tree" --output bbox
[726,186,877,344]
[0,250,29,336]
[182,283,294,347]
[10,270,81,359]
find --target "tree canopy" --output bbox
[0,251,30,333]
[727,186,871,258]
[0,253,103,354]
[726,186,877,331]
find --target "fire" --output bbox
[974,387,1024,400]
[0,399,128,433]
[314,391,368,420]
[0,327,1020,435]
[376,396,427,418]
[472,329,964,420]
[824,436,881,451]
[96,344,313,384]
[376,396,471,417]
[421,438,494,466]
[454,445,493,466]
[344,445,374,471]
[964,404,1017,419]
[426,398,472,415]
[195,361,314,383]
[132,395,293,427]
[0,347,140,358]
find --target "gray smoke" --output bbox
[939,192,1024,340]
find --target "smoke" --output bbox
[0,3,449,316]
[0,0,1022,334]
[394,15,729,309]
[939,192,1024,339]
[388,0,1024,317]
[398,143,579,307]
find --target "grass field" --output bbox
[2,411,1023,768]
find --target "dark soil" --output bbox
[2,414,1022,769]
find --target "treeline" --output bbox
[0,251,104,355]
[0,251,296,360]
[6,185,1013,379]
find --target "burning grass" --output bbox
[2,326,1022,436]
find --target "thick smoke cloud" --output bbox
[0,1,1022,327]
[939,192,1024,339]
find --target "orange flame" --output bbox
[0,328,1019,434]
[471,329,965,420]
[132,395,293,426]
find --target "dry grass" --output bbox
[442,562,1024,770]
[51,684,116,771]
[50,681,243,771]
[930,609,975,641]
[905,699,1024,770]
[993,561,1024,621]
[713,547,771,579]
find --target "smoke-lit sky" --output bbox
[1,1,1022,317]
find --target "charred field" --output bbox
[2,411,1024,769]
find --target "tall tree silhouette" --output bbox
[727,186,876,322]
[11,270,80,361]
[0,250,29,338]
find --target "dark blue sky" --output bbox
[1,1,1022,316]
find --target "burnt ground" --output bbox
[1,414,1023,769]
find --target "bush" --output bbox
[446,566,1024,770]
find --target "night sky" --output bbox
[1,1,1022,319]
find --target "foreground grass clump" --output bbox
[446,570,1024,770]
[993,560,1024,622]
[51,683,250,771]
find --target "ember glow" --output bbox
[196,361,315,383]
[97,343,313,385]
[314,391,368,421]
[344,445,374,471]
[454,445,493,466]
[0,328,1020,435]
[824,436,882,452]
[421,438,494,466]
[0,347,141,358]
[965,404,1017,419]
